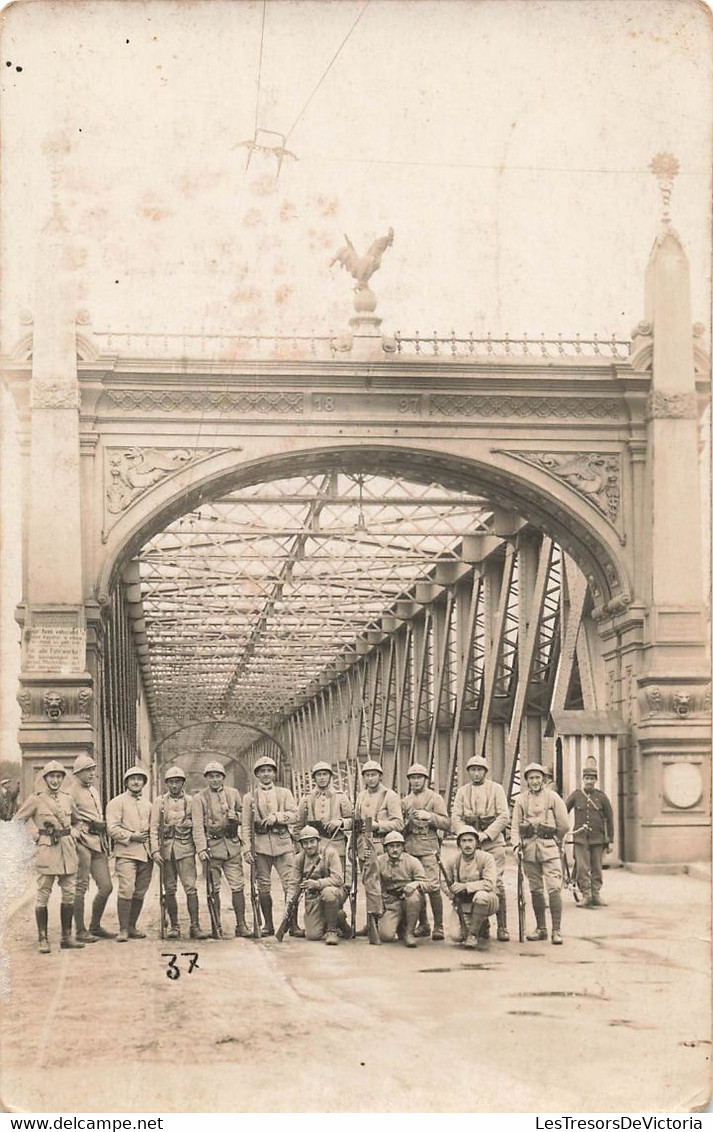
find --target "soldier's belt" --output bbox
[254,821,287,835]
[87,820,106,835]
[521,824,557,840]
[384,886,407,899]
[463,815,496,833]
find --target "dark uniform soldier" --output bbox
[242,755,301,938]
[451,755,510,941]
[192,760,250,937]
[355,759,403,943]
[401,762,449,940]
[150,765,209,939]
[511,761,569,945]
[68,753,114,942]
[377,830,426,947]
[106,764,153,943]
[15,760,84,953]
[441,827,499,950]
[287,825,346,945]
[566,767,614,907]
[0,777,20,820]
[295,761,353,868]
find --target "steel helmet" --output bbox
[203,761,226,777]
[383,830,405,846]
[523,762,545,779]
[72,754,96,774]
[297,825,321,841]
[253,755,278,773]
[42,760,67,779]
[311,761,333,777]
[362,760,384,775]
[123,764,148,783]
[466,756,489,771]
[456,826,479,843]
[542,765,555,779]
[164,765,186,781]
[406,762,429,778]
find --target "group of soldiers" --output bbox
[14,750,614,954]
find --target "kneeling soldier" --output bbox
[451,755,510,941]
[15,760,84,953]
[68,753,114,942]
[511,761,569,945]
[106,765,153,942]
[242,755,300,937]
[288,825,346,945]
[150,765,209,939]
[377,830,426,947]
[401,762,449,940]
[355,759,403,941]
[441,828,499,950]
[192,761,250,938]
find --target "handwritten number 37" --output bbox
[161,952,200,980]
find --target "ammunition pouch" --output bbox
[225,818,239,840]
[521,823,557,840]
[463,815,496,834]
[87,820,106,835]
[254,820,287,835]
[44,825,70,845]
[384,885,407,900]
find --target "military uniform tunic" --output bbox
[401,786,449,892]
[441,848,499,938]
[151,791,199,896]
[355,786,403,914]
[376,851,426,940]
[16,788,81,906]
[565,786,614,899]
[67,775,112,903]
[192,785,244,892]
[287,845,346,940]
[106,789,154,901]
[511,787,569,895]
[296,786,353,861]
[242,784,298,896]
[451,778,510,905]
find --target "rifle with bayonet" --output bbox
[436,852,470,940]
[249,795,262,939]
[275,855,322,942]
[363,815,381,946]
[348,756,359,938]
[516,846,526,942]
[158,803,167,941]
[204,858,221,938]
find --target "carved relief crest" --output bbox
[494,450,621,524]
[43,690,66,720]
[647,391,697,419]
[31,382,80,409]
[106,447,198,514]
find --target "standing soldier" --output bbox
[441,827,499,950]
[68,754,115,942]
[106,764,153,943]
[354,759,403,943]
[242,755,301,938]
[511,761,570,945]
[451,755,510,941]
[287,826,346,945]
[0,777,20,820]
[565,766,614,908]
[377,830,426,947]
[401,762,449,940]
[150,765,209,939]
[296,761,353,868]
[15,760,84,953]
[192,761,250,938]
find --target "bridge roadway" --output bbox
[1,847,709,1114]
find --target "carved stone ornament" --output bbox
[43,690,67,720]
[77,688,93,719]
[645,686,663,714]
[673,691,691,718]
[17,689,32,717]
[31,381,80,410]
[429,395,624,420]
[106,447,200,514]
[495,450,621,523]
[103,389,304,415]
[647,391,697,419]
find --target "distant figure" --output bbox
[565,767,614,908]
[0,777,20,821]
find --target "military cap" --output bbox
[406,762,429,778]
[362,760,384,775]
[542,765,555,779]
[297,825,321,841]
[72,754,96,774]
[383,830,405,846]
[123,764,148,783]
[466,756,489,771]
[583,767,598,779]
[253,755,278,773]
[203,761,226,777]
[42,760,67,779]
[456,826,479,844]
[311,761,333,777]
[164,765,186,780]
[523,762,545,779]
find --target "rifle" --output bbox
[562,837,581,903]
[436,852,469,941]
[275,855,321,942]
[204,860,221,938]
[158,803,167,941]
[348,760,359,938]
[516,848,526,943]
[249,796,262,939]
[363,816,381,946]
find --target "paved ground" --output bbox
[0,840,710,1115]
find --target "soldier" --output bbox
[441,828,500,949]
[401,762,449,940]
[15,760,85,953]
[543,765,557,792]
[354,759,403,943]
[106,764,153,943]
[377,830,426,947]
[511,761,570,945]
[0,776,20,820]
[451,755,510,941]
[68,753,115,942]
[296,761,353,868]
[565,767,614,908]
[287,825,346,945]
[242,755,301,938]
[192,761,250,938]
[150,765,209,939]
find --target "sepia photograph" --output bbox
[0,0,711,1117]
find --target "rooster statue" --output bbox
[330,227,394,291]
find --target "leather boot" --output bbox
[165,893,180,939]
[128,897,147,939]
[496,902,510,942]
[549,890,563,945]
[187,892,210,939]
[403,898,419,948]
[336,910,351,939]
[116,897,131,942]
[414,893,431,938]
[74,895,98,943]
[259,893,274,936]
[324,900,339,946]
[526,893,549,941]
[367,912,382,945]
[89,892,116,938]
[464,912,485,949]
[36,906,50,954]
[60,903,85,949]
[478,916,491,939]
[591,891,606,907]
[429,892,445,940]
[232,891,251,937]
